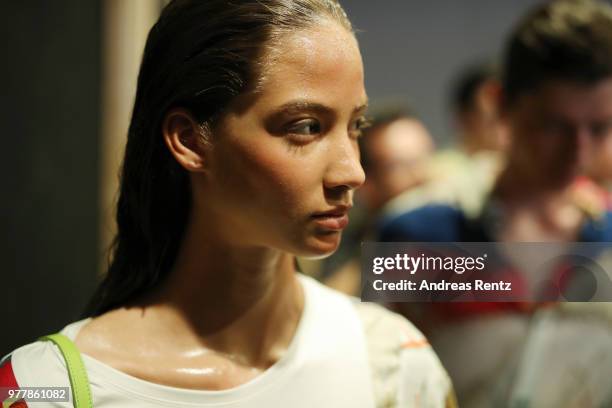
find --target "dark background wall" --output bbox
[343,0,541,144]
[0,1,100,356]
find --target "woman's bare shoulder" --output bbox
[74,308,149,370]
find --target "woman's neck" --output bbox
[75,205,306,390]
[133,213,305,369]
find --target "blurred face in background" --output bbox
[360,118,434,211]
[503,78,612,190]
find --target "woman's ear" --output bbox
[162,108,209,172]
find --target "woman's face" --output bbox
[199,21,367,257]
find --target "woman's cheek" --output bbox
[233,139,317,209]
[261,150,322,215]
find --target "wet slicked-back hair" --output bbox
[85,0,353,316]
[502,0,612,107]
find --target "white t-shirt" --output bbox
[2,275,454,407]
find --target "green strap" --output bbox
[38,333,93,408]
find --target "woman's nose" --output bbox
[323,134,366,192]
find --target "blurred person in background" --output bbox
[359,107,435,212]
[322,106,435,294]
[451,62,508,155]
[380,0,612,406]
[382,62,508,220]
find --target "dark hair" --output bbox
[451,61,497,114]
[502,0,612,107]
[84,0,353,317]
[359,105,419,173]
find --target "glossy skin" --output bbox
[495,78,612,241]
[75,20,367,390]
[360,118,434,211]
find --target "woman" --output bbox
[1,1,454,406]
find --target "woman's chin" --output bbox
[297,232,342,259]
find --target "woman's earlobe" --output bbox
[162,108,209,172]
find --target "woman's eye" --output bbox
[284,119,322,145]
[349,116,371,139]
[286,119,321,136]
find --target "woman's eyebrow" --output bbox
[272,100,332,116]
[271,100,369,116]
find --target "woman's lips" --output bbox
[311,213,349,230]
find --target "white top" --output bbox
[3,275,454,407]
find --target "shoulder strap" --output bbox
[38,333,93,408]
